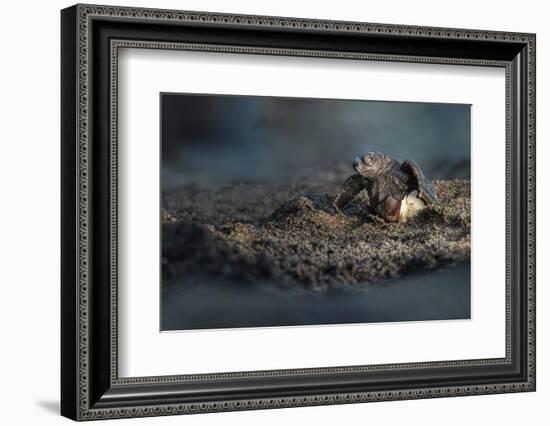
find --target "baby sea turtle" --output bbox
[334,152,438,223]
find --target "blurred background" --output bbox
[161,93,470,191]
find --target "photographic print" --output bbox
[61,6,536,418]
[161,93,471,331]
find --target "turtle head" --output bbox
[353,152,395,178]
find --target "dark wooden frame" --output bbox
[61,3,536,421]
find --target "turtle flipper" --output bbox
[400,159,438,204]
[334,174,368,213]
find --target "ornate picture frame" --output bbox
[61,4,535,421]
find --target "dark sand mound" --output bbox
[162,180,470,289]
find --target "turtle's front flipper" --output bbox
[334,174,368,213]
[400,159,438,205]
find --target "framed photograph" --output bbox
[61,4,536,421]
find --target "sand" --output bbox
[162,180,470,289]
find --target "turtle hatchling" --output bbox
[334,152,438,223]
